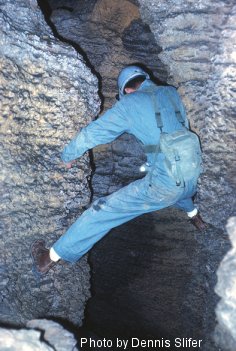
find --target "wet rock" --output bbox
[215,217,236,350]
[0,0,99,325]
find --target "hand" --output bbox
[61,160,76,169]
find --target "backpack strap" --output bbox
[142,87,163,154]
[165,89,185,126]
[150,91,163,132]
[143,145,157,153]
[141,89,162,185]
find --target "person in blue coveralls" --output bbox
[31,65,207,275]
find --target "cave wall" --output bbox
[46,1,235,349]
[0,0,100,326]
[1,0,235,350]
[49,0,168,109]
[215,217,236,350]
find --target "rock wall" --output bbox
[215,217,236,350]
[0,319,79,351]
[138,0,236,228]
[1,1,235,350]
[49,0,167,109]
[0,0,99,325]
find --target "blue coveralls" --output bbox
[53,80,197,262]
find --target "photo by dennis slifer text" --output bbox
[80,337,203,349]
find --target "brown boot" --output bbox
[190,213,208,231]
[31,239,55,274]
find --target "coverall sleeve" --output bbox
[61,101,130,162]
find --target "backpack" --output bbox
[143,87,202,186]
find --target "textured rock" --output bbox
[0,319,79,351]
[49,0,167,110]
[1,1,235,351]
[138,0,236,228]
[215,217,236,350]
[0,0,99,325]
[0,328,53,351]
[27,319,79,351]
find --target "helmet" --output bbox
[117,65,150,98]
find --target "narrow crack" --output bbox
[37,0,101,207]
[37,0,102,93]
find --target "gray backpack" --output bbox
[144,87,202,186]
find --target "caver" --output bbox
[31,65,207,275]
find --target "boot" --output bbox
[31,239,55,274]
[190,213,208,231]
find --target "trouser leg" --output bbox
[52,176,184,262]
[173,197,195,213]
[172,177,198,213]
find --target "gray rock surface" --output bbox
[0,0,99,325]
[27,319,79,351]
[0,328,53,351]
[49,0,167,109]
[215,217,236,350]
[0,319,79,351]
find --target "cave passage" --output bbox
[36,0,226,349]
